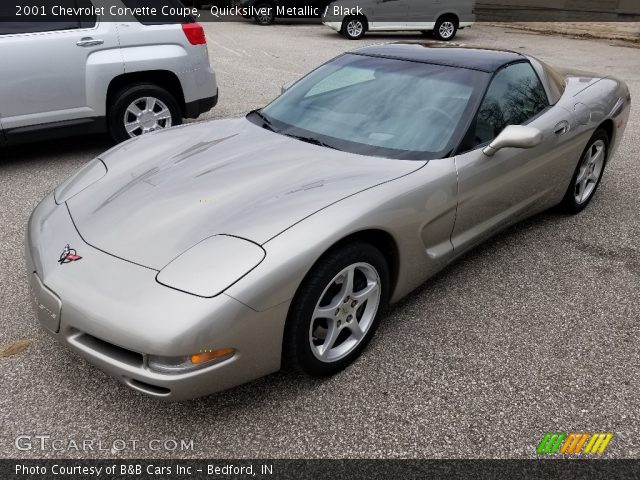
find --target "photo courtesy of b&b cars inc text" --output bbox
[0,0,639,478]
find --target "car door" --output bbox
[0,0,112,133]
[451,61,575,254]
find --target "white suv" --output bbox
[322,0,475,41]
[0,0,218,145]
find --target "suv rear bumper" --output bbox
[184,90,218,119]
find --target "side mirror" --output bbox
[281,80,295,94]
[483,125,543,157]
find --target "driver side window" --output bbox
[472,62,549,147]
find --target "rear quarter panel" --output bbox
[558,76,630,162]
[115,22,216,103]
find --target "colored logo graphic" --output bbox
[58,244,82,264]
[537,432,613,455]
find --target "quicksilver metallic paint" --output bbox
[26,49,631,400]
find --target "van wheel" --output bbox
[109,83,181,143]
[341,16,367,40]
[434,15,458,41]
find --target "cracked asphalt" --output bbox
[0,22,638,459]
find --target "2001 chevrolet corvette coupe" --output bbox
[27,44,630,400]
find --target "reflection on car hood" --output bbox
[67,118,424,270]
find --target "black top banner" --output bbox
[0,0,639,25]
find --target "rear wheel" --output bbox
[341,16,367,40]
[254,3,275,25]
[433,15,458,41]
[108,83,181,143]
[560,129,609,213]
[284,243,389,376]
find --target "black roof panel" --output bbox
[351,43,525,73]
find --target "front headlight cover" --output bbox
[54,158,107,204]
[156,235,266,298]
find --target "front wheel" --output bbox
[341,16,366,40]
[433,16,458,41]
[560,129,609,214]
[284,243,389,377]
[108,83,181,143]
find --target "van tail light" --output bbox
[182,23,206,45]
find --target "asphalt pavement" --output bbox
[0,22,639,459]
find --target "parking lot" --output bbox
[1,21,639,458]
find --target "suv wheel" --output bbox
[283,243,389,376]
[109,83,181,143]
[254,3,275,25]
[434,15,458,41]
[341,16,367,40]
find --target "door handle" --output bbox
[76,37,104,47]
[554,120,570,136]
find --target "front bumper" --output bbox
[26,194,288,401]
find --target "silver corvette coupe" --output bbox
[27,44,630,400]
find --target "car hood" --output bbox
[67,118,424,270]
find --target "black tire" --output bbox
[433,15,458,41]
[283,243,390,377]
[108,83,181,143]
[560,129,609,214]
[253,2,275,25]
[341,16,367,40]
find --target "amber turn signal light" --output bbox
[190,348,235,365]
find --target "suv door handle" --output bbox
[76,37,104,47]
[554,120,570,136]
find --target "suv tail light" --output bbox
[182,23,206,45]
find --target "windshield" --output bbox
[251,53,488,160]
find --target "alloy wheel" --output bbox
[347,20,364,38]
[255,6,273,25]
[123,96,172,137]
[309,262,381,363]
[574,139,605,204]
[439,21,455,39]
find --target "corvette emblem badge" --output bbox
[58,244,82,264]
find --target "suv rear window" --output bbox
[120,0,194,25]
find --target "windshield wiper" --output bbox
[284,133,338,150]
[249,109,276,132]
[248,111,337,150]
